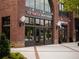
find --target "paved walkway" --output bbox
[11,42,79,59]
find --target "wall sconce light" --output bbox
[19,16,26,27]
[56,20,68,29]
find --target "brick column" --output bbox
[72,12,76,42]
[10,0,25,47]
[67,24,70,42]
[49,0,59,44]
[69,12,76,42]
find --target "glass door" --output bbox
[25,27,35,46]
[25,17,52,46]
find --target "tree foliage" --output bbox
[59,0,79,14]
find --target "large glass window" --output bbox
[59,3,64,11]
[40,0,44,11]
[26,0,34,8]
[25,0,52,46]
[45,0,50,12]
[36,0,40,9]
[25,0,51,12]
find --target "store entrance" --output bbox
[75,18,79,41]
[59,24,68,43]
[25,17,52,47]
[25,27,52,46]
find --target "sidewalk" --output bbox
[11,42,79,59]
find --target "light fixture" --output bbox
[19,16,26,27]
[56,20,68,29]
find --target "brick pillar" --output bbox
[10,0,25,47]
[69,12,76,42]
[0,16,1,33]
[67,24,70,42]
[49,0,59,44]
[72,12,76,42]
[0,10,1,33]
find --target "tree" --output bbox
[59,0,79,15]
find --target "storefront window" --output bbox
[36,0,40,9]
[40,0,44,11]
[36,19,40,24]
[48,20,52,26]
[25,17,29,24]
[45,20,49,26]
[25,0,51,12]
[26,0,34,8]
[25,0,29,7]
[45,0,50,12]
[40,20,44,25]
[29,18,34,24]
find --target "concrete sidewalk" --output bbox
[11,42,79,59]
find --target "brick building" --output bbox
[0,0,78,47]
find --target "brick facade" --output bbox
[0,0,25,47]
[48,0,59,44]
[0,0,76,47]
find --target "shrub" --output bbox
[0,33,10,59]
[2,56,9,59]
[0,33,26,59]
[2,52,25,59]
[10,52,25,59]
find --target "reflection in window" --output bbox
[45,0,50,12]
[25,0,51,12]
[36,19,40,24]
[25,17,29,24]
[59,3,64,11]
[26,0,34,8]
[29,18,34,24]
[45,20,48,26]
[25,0,29,7]
[40,20,44,25]
[35,0,44,10]
[36,0,40,9]
[48,21,52,26]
